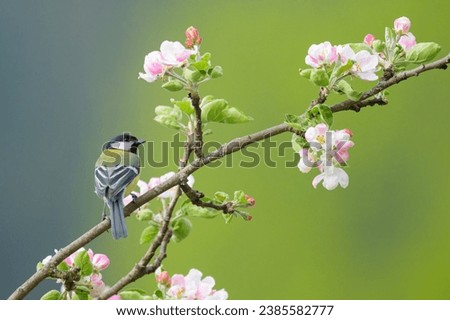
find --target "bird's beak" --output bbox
[137,139,146,145]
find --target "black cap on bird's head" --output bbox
[104,133,145,154]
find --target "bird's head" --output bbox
[104,133,145,154]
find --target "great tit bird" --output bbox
[94,133,145,239]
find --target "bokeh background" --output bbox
[1,0,449,299]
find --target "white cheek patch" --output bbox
[111,142,128,150]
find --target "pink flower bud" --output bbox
[363,34,375,46]
[92,254,110,270]
[394,16,411,34]
[343,128,353,137]
[244,194,255,208]
[108,295,121,300]
[156,271,171,286]
[398,32,416,51]
[185,26,202,48]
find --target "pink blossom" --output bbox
[352,50,378,81]
[138,51,164,83]
[398,32,416,51]
[166,269,228,300]
[64,248,93,267]
[185,26,202,48]
[92,254,110,271]
[108,295,121,300]
[364,34,375,46]
[305,41,338,68]
[90,273,104,287]
[394,16,411,34]
[160,41,193,66]
[148,172,195,199]
[305,123,328,145]
[155,267,171,286]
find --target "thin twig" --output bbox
[8,53,449,300]
[189,92,204,159]
[180,183,235,214]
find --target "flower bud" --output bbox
[185,26,202,48]
[394,16,411,34]
[363,34,375,46]
[372,40,385,53]
[398,33,416,51]
[156,271,171,286]
[244,194,256,208]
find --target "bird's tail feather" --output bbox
[107,198,128,239]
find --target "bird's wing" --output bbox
[94,165,139,200]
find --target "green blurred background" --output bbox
[1,0,449,299]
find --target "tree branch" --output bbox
[8,53,449,300]
[190,92,204,159]
[180,183,235,213]
[331,53,450,113]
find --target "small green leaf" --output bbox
[41,290,61,300]
[172,98,194,115]
[335,80,362,101]
[405,42,441,64]
[210,65,223,78]
[233,190,246,204]
[120,291,145,300]
[57,261,70,272]
[200,95,215,107]
[214,191,229,202]
[172,217,192,243]
[299,68,312,79]
[154,289,164,299]
[75,286,91,300]
[191,60,210,71]
[222,213,234,224]
[310,68,329,86]
[74,250,93,276]
[218,107,253,124]
[372,40,385,53]
[348,43,371,52]
[36,261,44,271]
[308,104,333,126]
[291,134,308,153]
[135,208,154,221]
[140,225,159,245]
[182,202,219,219]
[200,52,211,63]
[162,79,184,92]
[183,68,203,82]
[385,27,396,60]
[154,115,181,130]
[155,105,174,116]
[201,99,228,122]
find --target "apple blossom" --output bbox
[298,123,354,190]
[305,41,338,68]
[244,194,256,208]
[160,41,193,66]
[336,45,378,80]
[394,16,411,34]
[398,32,416,51]
[165,268,228,300]
[138,51,164,83]
[147,172,195,199]
[108,295,121,300]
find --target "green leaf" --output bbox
[183,68,203,82]
[172,217,192,242]
[191,60,210,71]
[140,225,159,245]
[201,99,228,122]
[155,105,174,116]
[348,43,371,52]
[74,250,93,276]
[372,40,385,53]
[334,59,353,77]
[308,104,333,126]
[162,79,184,92]
[299,68,312,79]
[57,261,70,272]
[385,27,396,60]
[41,290,61,300]
[200,52,211,63]
[182,202,219,219]
[310,68,329,86]
[36,261,44,271]
[120,290,145,300]
[233,190,246,204]
[218,107,253,124]
[200,95,215,107]
[135,208,154,221]
[154,105,182,130]
[222,213,234,224]
[214,191,229,202]
[172,98,194,115]
[210,65,223,78]
[75,286,91,300]
[405,42,441,64]
[154,115,181,130]
[335,80,362,101]
[291,134,308,152]
[154,289,164,299]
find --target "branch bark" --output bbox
[8,53,450,300]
